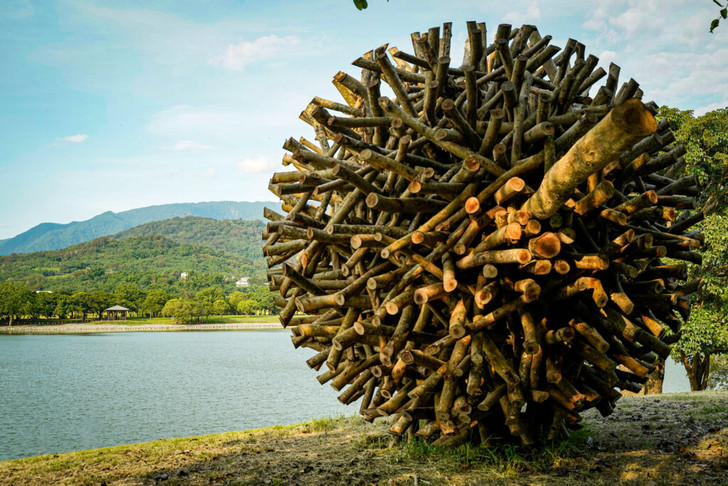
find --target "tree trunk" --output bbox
[641,357,665,394]
[681,351,711,391]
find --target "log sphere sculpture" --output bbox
[263,21,703,446]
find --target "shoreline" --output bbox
[0,322,283,334]
[1,392,726,485]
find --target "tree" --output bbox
[236,299,258,315]
[114,283,145,314]
[708,355,728,389]
[212,299,229,316]
[141,289,170,317]
[659,106,728,391]
[194,287,226,318]
[27,292,57,319]
[243,285,277,314]
[88,291,115,319]
[71,291,92,320]
[161,298,199,323]
[54,292,80,319]
[0,282,34,325]
[227,291,246,313]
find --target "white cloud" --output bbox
[210,35,299,71]
[236,156,274,174]
[173,140,216,152]
[504,2,542,25]
[597,50,618,68]
[695,100,728,117]
[63,134,89,143]
[630,48,728,106]
[202,167,216,178]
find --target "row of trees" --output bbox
[160,286,277,323]
[0,281,277,325]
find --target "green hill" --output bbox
[112,217,265,262]
[0,234,262,293]
[0,201,271,255]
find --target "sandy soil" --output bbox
[1,391,726,485]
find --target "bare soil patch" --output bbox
[1,391,726,485]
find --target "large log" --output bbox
[263,21,703,447]
[522,99,657,219]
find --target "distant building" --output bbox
[104,305,129,321]
[180,272,188,280]
[235,276,250,287]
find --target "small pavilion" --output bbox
[104,305,129,321]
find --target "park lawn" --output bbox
[1,392,727,485]
[90,315,278,325]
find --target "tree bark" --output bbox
[681,351,711,391]
[641,356,665,394]
[522,99,656,219]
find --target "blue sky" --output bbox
[1,0,726,239]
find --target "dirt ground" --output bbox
[1,391,727,485]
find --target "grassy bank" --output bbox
[107,315,278,325]
[1,392,727,485]
[1,315,278,327]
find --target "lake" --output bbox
[0,330,350,461]
[0,330,691,461]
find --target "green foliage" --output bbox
[236,300,258,315]
[711,0,728,33]
[708,355,728,389]
[0,282,34,323]
[658,106,728,388]
[677,304,728,356]
[141,289,171,317]
[161,298,200,323]
[114,217,266,279]
[0,234,261,294]
[27,291,57,318]
[194,287,227,317]
[212,299,230,316]
[227,291,246,310]
[352,0,389,10]
[114,283,145,312]
[0,201,269,255]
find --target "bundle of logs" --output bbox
[263,21,704,446]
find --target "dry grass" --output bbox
[1,392,727,485]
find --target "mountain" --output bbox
[0,234,262,293]
[0,201,272,255]
[113,216,266,264]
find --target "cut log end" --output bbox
[266,21,699,449]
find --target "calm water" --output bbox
[0,331,691,461]
[0,331,351,461]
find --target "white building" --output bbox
[235,276,250,287]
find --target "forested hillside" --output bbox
[0,201,271,255]
[113,217,265,262]
[0,235,263,293]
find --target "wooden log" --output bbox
[266,22,702,448]
[523,99,656,219]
